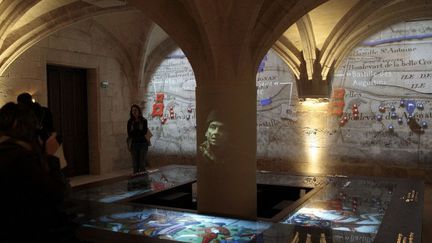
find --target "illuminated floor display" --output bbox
[70,165,423,243]
[280,179,395,242]
[76,203,271,242]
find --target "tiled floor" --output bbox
[69,171,432,242]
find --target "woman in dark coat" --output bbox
[0,102,73,243]
[127,104,149,173]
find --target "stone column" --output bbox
[127,0,326,220]
[196,82,257,219]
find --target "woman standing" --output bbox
[127,104,149,173]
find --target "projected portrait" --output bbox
[199,110,228,162]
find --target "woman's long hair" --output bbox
[129,104,143,120]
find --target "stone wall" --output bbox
[0,20,131,174]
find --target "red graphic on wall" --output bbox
[169,106,175,119]
[330,88,345,117]
[152,93,165,117]
[333,88,345,99]
[156,93,165,103]
[352,103,359,120]
[152,103,164,117]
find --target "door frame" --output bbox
[46,63,101,175]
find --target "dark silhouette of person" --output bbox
[127,104,149,173]
[0,102,77,243]
[17,92,56,142]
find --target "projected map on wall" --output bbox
[330,20,432,167]
[144,49,197,162]
[144,19,432,169]
[144,48,299,163]
[255,50,299,160]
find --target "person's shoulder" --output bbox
[32,102,42,109]
[39,105,52,113]
[0,139,35,162]
[32,102,45,114]
[32,102,50,111]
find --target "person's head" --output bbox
[0,102,17,132]
[17,92,33,107]
[0,102,38,142]
[129,104,142,120]
[204,110,228,147]
[205,120,227,146]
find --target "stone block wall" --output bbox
[0,20,131,175]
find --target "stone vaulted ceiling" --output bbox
[1,0,432,85]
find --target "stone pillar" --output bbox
[128,0,330,221]
[196,82,257,219]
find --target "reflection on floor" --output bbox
[69,165,160,187]
[69,169,131,187]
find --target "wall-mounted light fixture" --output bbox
[101,80,109,88]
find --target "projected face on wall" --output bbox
[205,121,226,146]
[200,111,228,161]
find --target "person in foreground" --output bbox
[0,102,77,243]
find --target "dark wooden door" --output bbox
[47,65,89,177]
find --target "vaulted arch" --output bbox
[129,0,328,86]
[90,21,140,101]
[250,0,328,73]
[333,3,432,71]
[139,37,178,99]
[296,14,317,80]
[273,36,302,79]
[0,2,133,75]
[0,0,38,49]
[319,0,395,79]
